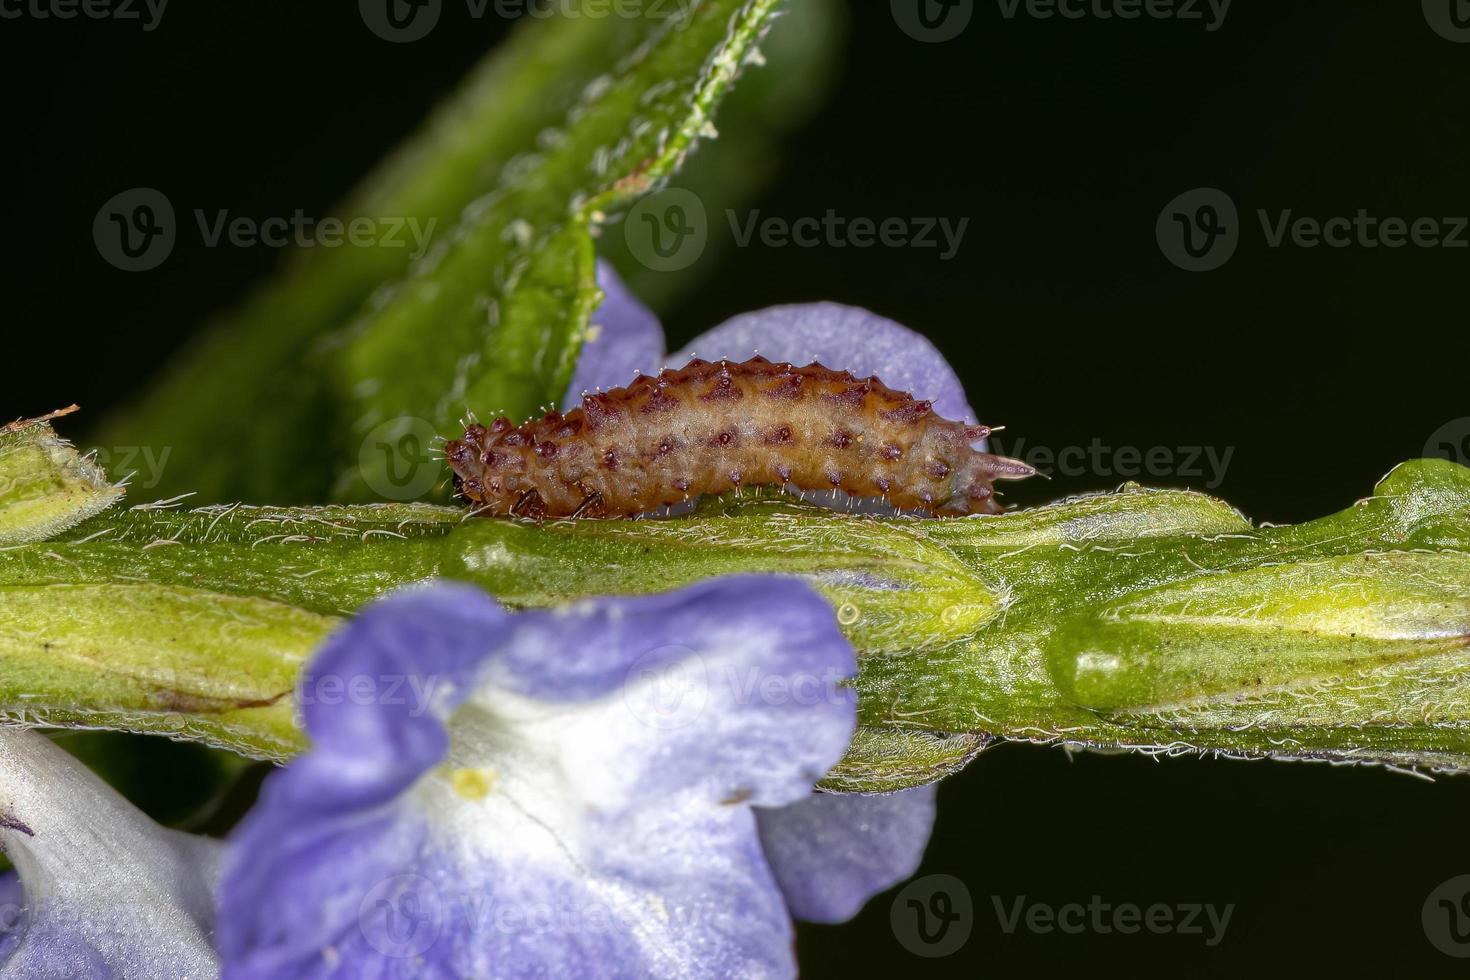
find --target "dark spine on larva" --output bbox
[445,356,1035,518]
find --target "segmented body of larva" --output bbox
[445,356,1034,518]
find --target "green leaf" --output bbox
[1046,550,1470,712]
[335,0,786,501]
[0,582,328,759]
[0,409,122,545]
[599,0,847,311]
[97,10,658,503]
[821,728,991,794]
[0,501,453,759]
[94,0,800,505]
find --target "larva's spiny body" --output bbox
[445,356,1034,519]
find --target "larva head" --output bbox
[445,417,537,505]
[443,435,479,501]
[939,452,1036,515]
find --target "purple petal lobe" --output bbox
[220,576,858,979]
[756,785,938,924]
[673,304,978,424]
[0,875,21,965]
[561,261,666,405]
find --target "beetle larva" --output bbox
[445,356,1034,519]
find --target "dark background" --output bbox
[3,0,1469,975]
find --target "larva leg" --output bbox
[570,491,606,520]
[511,488,547,521]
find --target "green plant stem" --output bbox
[3,460,1468,789]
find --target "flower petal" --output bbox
[217,586,507,980]
[673,304,978,424]
[0,729,222,979]
[220,576,857,979]
[756,785,938,924]
[0,874,25,965]
[561,261,666,406]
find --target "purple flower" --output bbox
[0,266,962,978]
[0,730,222,979]
[218,577,882,977]
[574,259,959,911]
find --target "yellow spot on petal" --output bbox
[449,767,496,801]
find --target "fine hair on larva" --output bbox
[444,356,1035,519]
